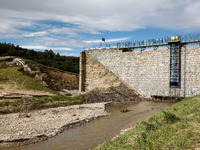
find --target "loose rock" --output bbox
[0,103,108,148]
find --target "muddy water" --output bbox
[11,101,173,150]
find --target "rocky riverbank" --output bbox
[0,103,108,148]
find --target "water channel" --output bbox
[9,101,173,150]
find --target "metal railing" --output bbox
[84,33,200,50]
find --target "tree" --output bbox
[0,42,79,74]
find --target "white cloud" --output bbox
[84,37,129,44]
[1,0,200,32]
[60,52,80,57]
[22,31,47,37]
[21,45,72,51]
[1,0,200,50]
[34,36,85,47]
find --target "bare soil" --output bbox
[0,83,54,99]
[23,62,79,91]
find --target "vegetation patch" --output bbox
[0,67,83,114]
[0,94,83,114]
[0,67,51,92]
[95,96,200,150]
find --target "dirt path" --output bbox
[0,103,108,148]
[0,83,54,99]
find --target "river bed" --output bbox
[6,101,173,150]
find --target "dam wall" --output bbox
[79,46,200,98]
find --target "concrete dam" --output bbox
[79,36,200,99]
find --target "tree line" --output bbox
[0,42,79,74]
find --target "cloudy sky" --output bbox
[0,0,200,56]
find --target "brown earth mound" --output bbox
[22,62,79,91]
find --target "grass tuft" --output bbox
[162,111,180,124]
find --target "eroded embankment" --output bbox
[0,103,108,148]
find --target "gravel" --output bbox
[0,103,108,148]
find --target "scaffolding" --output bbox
[169,39,181,96]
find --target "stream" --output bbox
[9,101,173,150]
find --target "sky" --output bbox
[0,0,200,56]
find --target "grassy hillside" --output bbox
[0,67,51,92]
[95,96,200,150]
[0,67,82,114]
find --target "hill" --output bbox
[0,57,82,114]
[0,42,79,73]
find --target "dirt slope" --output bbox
[23,63,79,91]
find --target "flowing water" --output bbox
[8,101,173,150]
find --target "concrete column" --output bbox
[79,51,86,92]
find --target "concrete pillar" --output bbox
[79,51,86,92]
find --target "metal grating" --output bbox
[169,41,181,96]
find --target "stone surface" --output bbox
[81,47,200,97]
[80,52,142,102]
[0,103,108,148]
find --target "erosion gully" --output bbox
[7,101,173,150]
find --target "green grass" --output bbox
[95,96,200,150]
[34,94,82,102]
[0,67,52,92]
[0,95,83,114]
[24,59,46,67]
[0,67,83,114]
